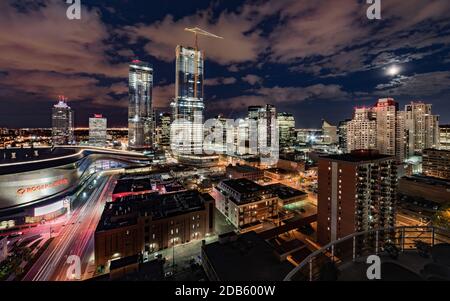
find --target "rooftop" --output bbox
[265,183,307,200]
[113,178,152,194]
[423,148,450,154]
[321,149,394,163]
[265,168,292,175]
[226,164,262,174]
[202,231,294,281]
[0,147,78,164]
[400,175,450,188]
[221,178,264,195]
[97,190,213,232]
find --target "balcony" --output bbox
[284,226,450,281]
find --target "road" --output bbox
[396,211,427,227]
[22,174,114,281]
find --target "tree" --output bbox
[433,202,450,230]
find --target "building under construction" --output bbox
[170,28,222,166]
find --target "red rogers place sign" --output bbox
[17,178,69,196]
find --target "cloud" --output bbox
[270,0,450,76]
[0,69,128,109]
[213,84,349,110]
[204,77,237,86]
[242,74,263,86]
[375,71,450,97]
[0,0,131,113]
[121,9,268,65]
[153,83,175,109]
[0,0,126,77]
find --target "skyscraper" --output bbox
[204,115,235,155]
[322,120,338,145]
[347,107,377,152]
[248,106,262,120]
[338,119,351,153]
[89,114,107,147]
[171,45,205,156]
[52,96,74,145]
[277,112,296,150]
[235,118,253,155]
[158,112,171,147]
[372,98,405,161]
[404,102,439,157]
[317,150,397,245]
[247,105,278,157]
[128,60,154,150]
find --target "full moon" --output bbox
[386,65,400,76]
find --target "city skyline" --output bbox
[1,0,450,129]
[0,1,449,285]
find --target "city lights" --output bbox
[0,0,449,289]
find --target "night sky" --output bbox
[1,0,450,128]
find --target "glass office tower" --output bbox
[171,45,205,155]
[52,97,74,145]
[128,60,153,150]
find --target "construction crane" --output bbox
[184,27,223,98]
[184,27,223,50]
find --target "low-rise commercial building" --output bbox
[398,175,450,205]
[276,157,306,173]
[201,231,294,281]
[265,183,308,206]
[225,164,264,181]
[422,149,450,180]
[212,178,278,231]
[95,190,215,269]
[264,168,293,181]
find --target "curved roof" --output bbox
[0,146,150,175]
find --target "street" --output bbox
[22,174,115,281]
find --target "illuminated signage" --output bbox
[17,178,69,196]
[34,200,64,217]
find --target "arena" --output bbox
[0,146,151,214]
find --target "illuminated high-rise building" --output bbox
[439,125,450,151]
[338,119,351,153]
[372,98,405,161]
[128,60,154,150]
[277,112,296,150]
[51,96,74,145]
[235,118,253,155]
[247,105,278,156]
[89,114,107,147]
[347,107,377,152]
[171,45,205,156]
[317,150,397,245]
[322,120,338,145]
[248,106,262,120]
[404,102,439,157]
[158,112,171,147]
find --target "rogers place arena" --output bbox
[0,146,150,225]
